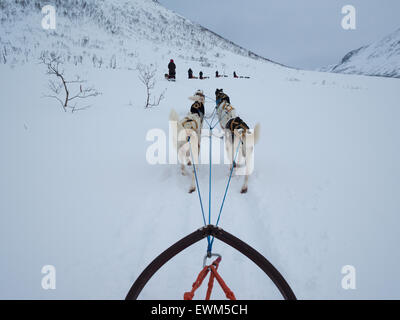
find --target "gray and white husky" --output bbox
[169,90,205,193]
[215,89,260,193]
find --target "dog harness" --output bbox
[182,117,199,131]
[221,102,234,113]
[191,101,205,119]
[226,117,249,134]
[216,100,237,129]
[215,93,230,105]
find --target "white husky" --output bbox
[169,90,205,193]
[215,89,260,193]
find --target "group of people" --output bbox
[187,68,210,80]
[188,69,244,80]
[166,59,249,80]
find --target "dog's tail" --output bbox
[253,123,260,145]
[169,108,180,123]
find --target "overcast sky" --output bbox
[158,0,400,69]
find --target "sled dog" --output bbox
[215,89,260,193]
[169,90,205,193]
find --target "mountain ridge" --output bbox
[322,27,400,79]
[0,0,283,69]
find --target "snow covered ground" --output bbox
[1,56,400,299]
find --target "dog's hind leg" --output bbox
[240,175,249,194]
[240,159,249,194]
[185,136,199,193]
[181,164,187,176]
[224,130,235,172]
[188,169,196,193]
[240,145,253,194]
[179,151,188,175]
[178,140,190,175]
[189,140,201,194]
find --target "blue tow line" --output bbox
[210,139,242,248]
[188,136,211,249]
[188,103,242,255]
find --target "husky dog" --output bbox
[215,89,260,193]
[170,90,205,193]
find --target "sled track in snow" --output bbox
[125,225,296,300]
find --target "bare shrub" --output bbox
[136,63,165,108]
[40,53,100,113]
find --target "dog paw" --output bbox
[240,187,248,194]
[188,187,196,193]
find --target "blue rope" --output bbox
[205,107,216,120]
[211,121,220,130]
[206,108,219,254]
[208,129,212,226]
[187,100,240,255]
[206,103,218,253]
[188,137,207,227]
[188,136,211,249]
[207,127,213,253]
[210,138,242,249]
[203,117,212,128]
[203,107,217,128]
[210,105,222,130]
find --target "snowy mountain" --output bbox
[0,0,278,70]
[323,28,400,78]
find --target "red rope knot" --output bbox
[183,292,194,300]
[184,256,236,300]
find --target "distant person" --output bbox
[233,71,238,78]
[168,59,176,79]
[216,71,219,78]
[188,68,194,79]
[199,71,209,80]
